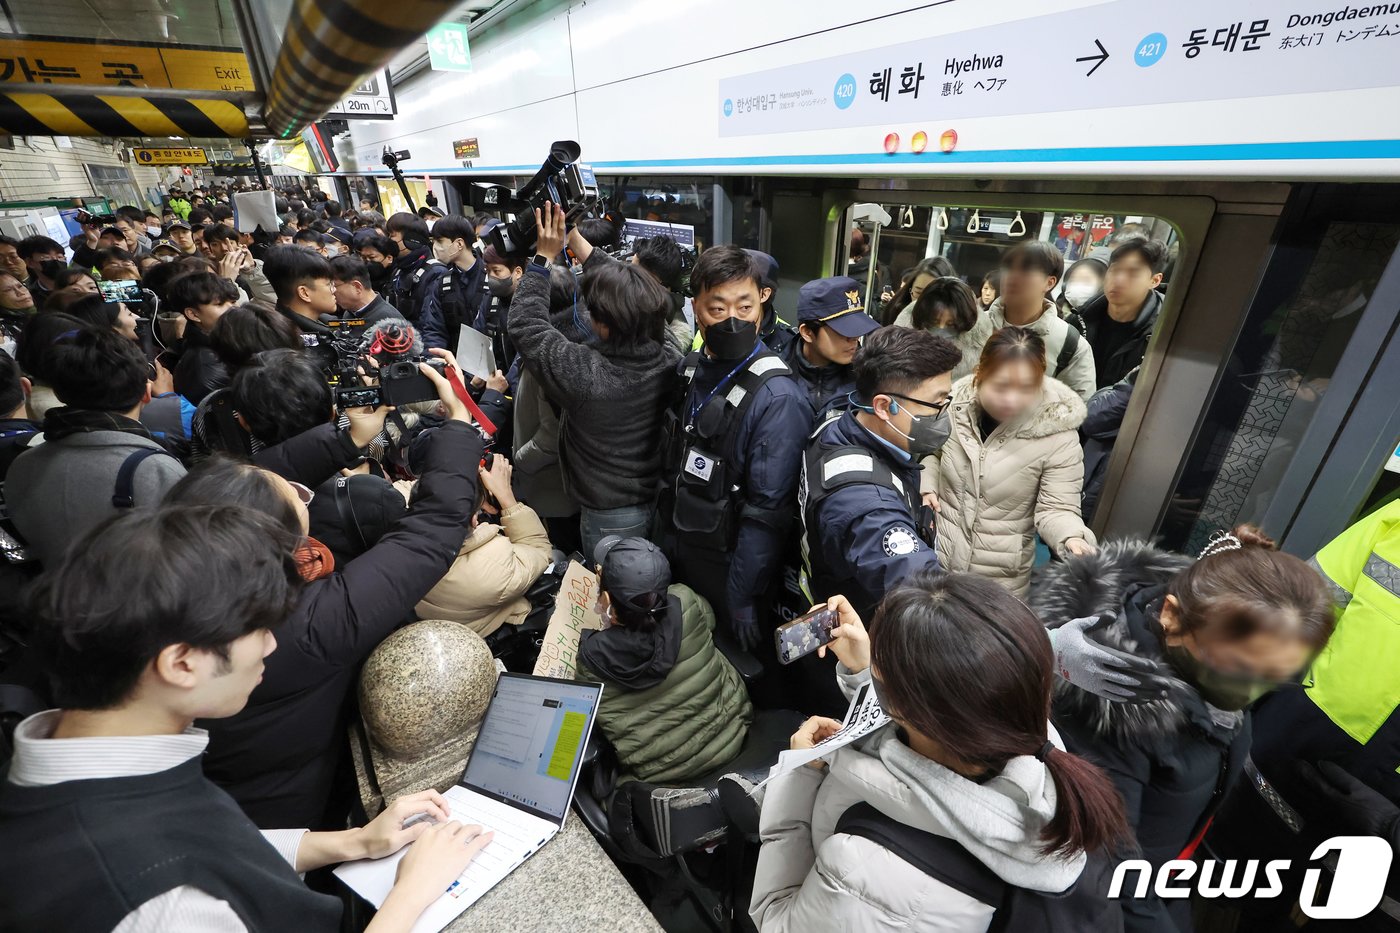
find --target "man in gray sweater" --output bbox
[7,325,186,564]
[508,203,679,558]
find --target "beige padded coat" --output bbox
[925,375,1095,596]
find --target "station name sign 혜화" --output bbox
[0,35,253,92]
[717,0,1400,136]
[132,147,208,166]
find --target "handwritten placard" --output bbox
[532,560,605,679]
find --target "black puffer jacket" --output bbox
[1031,541,1251,933]
[202,420,483,828]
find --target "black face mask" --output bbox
[704,317,758,360]
[487,275,514,299]
[38,259,65,280]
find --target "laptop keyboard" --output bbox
[442,787,554,899]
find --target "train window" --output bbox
[597,176,714,250]
[1160,218,1400,553]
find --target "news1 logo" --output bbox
[1109,836,1393,919]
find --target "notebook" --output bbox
[335,672,603,932]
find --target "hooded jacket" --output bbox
[1031,541,1252,933]
[413,502,553,638]
[751,665,1086,933]
[985,297,1097,401]
[926,375,1095,596]
[576,584,752,785]
[1077,290,1162,390]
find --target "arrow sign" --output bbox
[1076,38,1109,76]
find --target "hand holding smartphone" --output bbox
[775,607,839,665]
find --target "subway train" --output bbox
[301,0,1400,561]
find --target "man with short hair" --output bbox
[169,271,240,404]
[328,254,398,329]
[985,241,1096,400]
[1075,238,1167,389]
[665,244,810,653]
[357,234,398,295]
[0,504,492,932]
[323,200,350,234]
[779,275,880,420]
[422,216,479,351]
[385,213,447,343]
[6,326,187,564]
[205,223,276,306]
[17,235,66,307]
[802,325,958,624]
[0,350,38,481]
[168,219,196,255]
[262,245,340,377]
[212,204,235,228]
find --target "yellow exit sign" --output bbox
[132,147,208,165]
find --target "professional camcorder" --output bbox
[477,140,600,256]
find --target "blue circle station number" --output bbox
[1135,32,1167,67]
[723,98,733,117]
[834,73,857,109]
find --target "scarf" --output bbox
[294,536,336,581]
[42,407,154,443]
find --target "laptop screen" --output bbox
[461,673,602,824]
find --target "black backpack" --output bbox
[836,802,1123,933]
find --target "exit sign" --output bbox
[427,23,472,73]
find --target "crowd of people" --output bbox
[0,179,1384,933]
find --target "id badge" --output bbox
[683,448,715,482]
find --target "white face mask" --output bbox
[146,225,163,238]
[1064,281,1098,308]
[324,244,342,258]
[432,242,460,265]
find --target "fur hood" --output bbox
[950,373,1086,440]
[1030,540,1241,748]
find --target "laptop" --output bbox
[335,672,604,932]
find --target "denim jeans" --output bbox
[579,503,655,562]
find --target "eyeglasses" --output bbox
[887,392,951,416]
[287,481,316,506]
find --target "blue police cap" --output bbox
[796,275,881,338]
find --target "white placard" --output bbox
[758,680,889,787]
[454,324,497,382]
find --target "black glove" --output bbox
[729,602,762,653]
[1295,760,1400,844]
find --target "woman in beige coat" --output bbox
[412,455,554,637]
[926,325,1096,596]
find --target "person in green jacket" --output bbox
[167,189,192,221]
[576,535,753,786]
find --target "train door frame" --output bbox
[813,178,1290,542]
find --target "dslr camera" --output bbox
[475,140,600,256]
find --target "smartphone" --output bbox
[775,607,840,666]
[334,384,382,410]
[98,279,142,303]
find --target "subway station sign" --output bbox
[132,147,209,165]
[0,36,253,92]
[718,0,1400,135]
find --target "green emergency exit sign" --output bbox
[427,23,471,73]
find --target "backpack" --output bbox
[1053,325,1081,380]
[835,802,1123,933]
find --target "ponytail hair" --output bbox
[869,570,1130,856]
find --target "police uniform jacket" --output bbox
[805,408,935,620]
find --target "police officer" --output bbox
[778,275,880,420]
[744,249,791,355]
[425,216,487,356]
[666,245,809,656]
[384,212,450,349]
[801,325,959,624]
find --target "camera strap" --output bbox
[444,365,497,437]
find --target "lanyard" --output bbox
[687,344,762,425]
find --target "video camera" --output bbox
[477,140,599,256]
[331,319,447,410]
